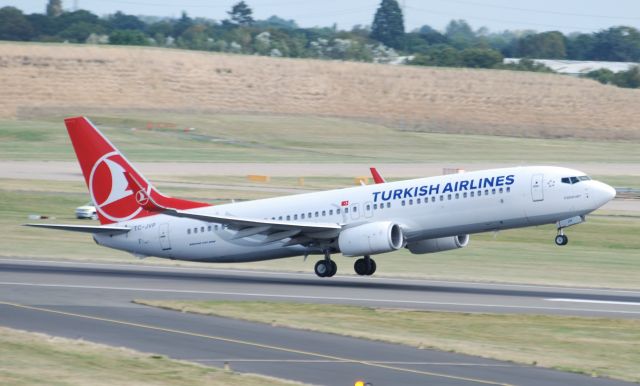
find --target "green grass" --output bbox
[3,178,640,289]
[1,114,640,163]
[0,326,297,386]
[135,300,640,383]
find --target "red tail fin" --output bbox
[64,117,209,225]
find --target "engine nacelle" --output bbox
[338,221,404,257]
[406,235,470,254]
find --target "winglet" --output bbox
[370,167,386,184]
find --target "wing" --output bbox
[24,224,131,234]
[164,209,342,245]
[124,171,342,245]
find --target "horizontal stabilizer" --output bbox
[24,224,131,234]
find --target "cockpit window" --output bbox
[561,175,591,184]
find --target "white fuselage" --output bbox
[94,166,615,262]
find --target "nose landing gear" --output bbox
[555,232,568,246]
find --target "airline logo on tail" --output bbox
[65,116,210,225]
[90,151,146,222]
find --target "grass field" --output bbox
[1,42,639,140]
[0,326,297,386]
[2,115,640,163]
[135,300,640,383]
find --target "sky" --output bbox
[2,0,640,34]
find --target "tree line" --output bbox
[0,1,638,87]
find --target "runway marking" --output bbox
[546,298,640,306]
[0,301,511,386]
[188,359,518,367]
[3,258,640,295]
[2,281,640,315]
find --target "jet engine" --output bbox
[406,235,470,254]
[338,221,404,256]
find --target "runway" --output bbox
[1,258,638,386]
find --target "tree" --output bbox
[107,11,145,31]
[0,7,34,41]
[370,0,404,49]
[516,31,566,59]
[46,0,63,17]
[460,48,503,68]
[445,19,475,48]
[109,29,149,45]
[228,1,254,26]
[590,27,640,62]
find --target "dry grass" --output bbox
[0,326,299,386]
[1,42,639,140]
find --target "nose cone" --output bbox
[593,181,616,207]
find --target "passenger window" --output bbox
[301,214,305,219]
[499,188,503,193]
[402,200,406,206]
[447,194,452,200]
[455,193,459,199]
[440,195,444,201]
[294,214,298,220]
[373,204,378,209]
[470,191,474,197]
[194,228,198,234]
[322,210,326,216]
[208,225,212,232]
[344,208,349,213]
[366,205,370,210]
[506,187,511,192]
[485,189,489,195]
[337,208,341,214]
[329,209,333,215]
[463,192,467,198]
[478,191,482,196]
[201,227,205,233]
[492,189,496,195]
[387,202,391,208]
[431,196,435,202]
[215,225,219,230]
[286,215,291,221]
[187,228,191,235]
[417,198,421,204]
[278,216,283,220]
[315,211,319,217]
[409,199,413,205]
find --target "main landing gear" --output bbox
[314,250,337,278]
[354,255,376,276]
[314,252,378,278]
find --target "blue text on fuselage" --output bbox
[372,175,515,203]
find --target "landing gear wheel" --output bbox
[315,249,337,278]
[315,260,330,277]
[354,256,377,276]
[367,259,377,276]
[555,234,568,246]
[327,260,337,277]
[354,258,368,275]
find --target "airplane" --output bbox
[26,117,617,278]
